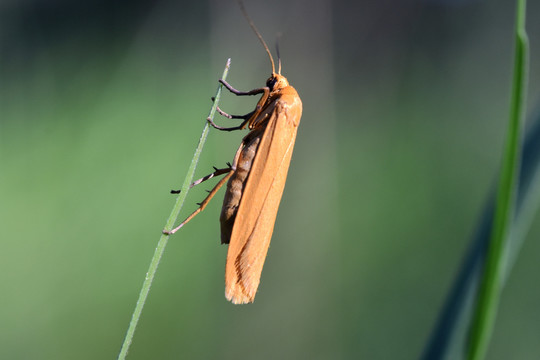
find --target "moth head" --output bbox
[266,73,289,91]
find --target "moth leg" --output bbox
[216,80,271,130]
[208,107,261,131]
[219,79,266,96]
[210,97,255,121]
[216,106,255,120]
[206,97,257,131]
[207,108,252,132]
[163,171,234,235]
[163,144,243,235]
[207,119,249,132]
[170,164,232,194]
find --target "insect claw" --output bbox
[211,96,216,102]
[226,162,232,168]
[171,189,181,194]
[196,202,202,206]
[213,166,219,171]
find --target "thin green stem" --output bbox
[117,58,231,360]
[467,1,528,359]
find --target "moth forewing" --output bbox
[224,86,302,304]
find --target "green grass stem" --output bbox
[467,2,529,359]
[117,58,231,360]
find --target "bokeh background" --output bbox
[1,0,540,359]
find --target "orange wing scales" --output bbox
[224,87,302,304]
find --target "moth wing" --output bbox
[225,92,302,304]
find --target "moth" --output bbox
[165,1,302,304]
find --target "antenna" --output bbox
[275,37,282,75]
[237,0,276,74]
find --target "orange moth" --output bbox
[165,1,302,304]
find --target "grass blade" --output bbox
[422,108,540,360]
[117,58,231,360]
[467,1,528,358]
[422,1,531,359]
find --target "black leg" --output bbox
[219,79,266,96]
[170,165,232,193]
[216,106,255,120]
[207,117,250,132]
[207,104,255,132]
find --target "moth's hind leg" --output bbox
[170,164,233,194]
[163,143,243,236]
[163,170,234,235]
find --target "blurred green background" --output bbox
[1,0,540,359]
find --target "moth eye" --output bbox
[266,77,277,90]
